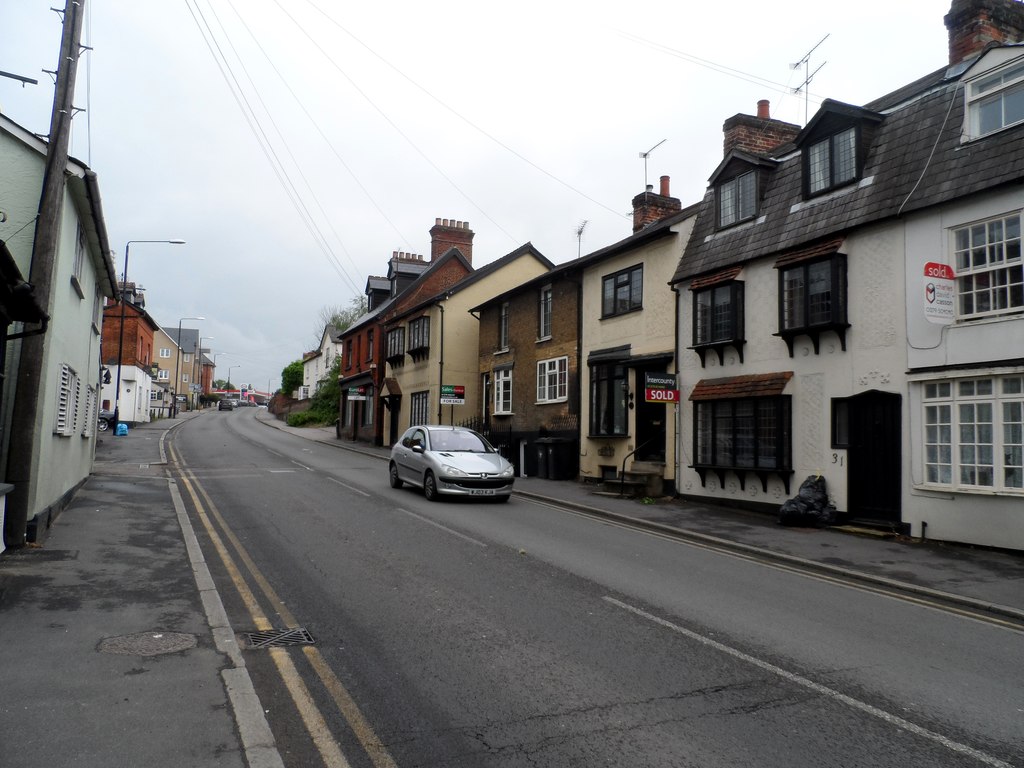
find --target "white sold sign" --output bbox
[923,262,955,325]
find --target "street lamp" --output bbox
[112,239,185,424]
[173,315,204,418]
[194,335,213,409]
[227,365,239,394]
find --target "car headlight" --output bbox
[499,465,514,478]
[441,464,468,477]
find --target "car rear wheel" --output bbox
[389,462,403,489]
[423,471,439,501]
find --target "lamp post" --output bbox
[112,239,185,424]
[172,315,204,418]
[194,335,213,409]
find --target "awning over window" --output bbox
[689,266,742,291]
[587,344,631,364]
[689,372,793,401]
[773,236,844,268]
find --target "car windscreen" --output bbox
[429,430,493,453]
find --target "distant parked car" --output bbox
[98,409,115,431]
[218,399,235,411]
[389,425,514,502]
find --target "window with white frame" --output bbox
[953,212,1023,319]
[410,391,430,426]
[718,171,757,228]
[536,357,568,403]
[922,376,1023,491]
[182,373,189,384]
[54,363,82,436]
[158,369,169,381]
[498,302,510,350]
[806,127,857,196]
[82,386,98,438]
[73,223,86,283]
[966,59,1024,139]
[183,353,191,363]
[386,327,405,360]
[159,348,171,358]
[494,369,512,414]
[92,283,103,331]
[538,286,553,339]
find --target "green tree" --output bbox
[281,360,303,395]
[314,295,367,343]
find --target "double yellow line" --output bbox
[168,443,398,768]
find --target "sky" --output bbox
[1,0,954,395]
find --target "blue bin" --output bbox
[114,423,128,436]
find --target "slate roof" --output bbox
[673,46,1024,284]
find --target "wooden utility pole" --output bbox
[4,0,86,547]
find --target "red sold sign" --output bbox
[645,388,679,402]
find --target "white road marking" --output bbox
[327,476,370,497]
[604,597,1012,768]
[397,508,488,548]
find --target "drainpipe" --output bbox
[671,282,682,496]
[437,301,445,423]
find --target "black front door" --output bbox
[847,391,901,524]
[635,369,668,463]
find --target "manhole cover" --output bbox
[98,631,197,656]
[243,628,315,648]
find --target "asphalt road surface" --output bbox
[168,408,1023,768]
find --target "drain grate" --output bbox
[243,627,315,648]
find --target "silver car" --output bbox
[389,425,514,502]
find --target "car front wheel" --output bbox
[423,471,439,502]
[389,462,403,489]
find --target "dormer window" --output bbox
[807,127,857,195]
[967,59,1024,139]
[718,171,757,228]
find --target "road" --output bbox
[168,408,1023,768]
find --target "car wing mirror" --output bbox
[412,443,425,454]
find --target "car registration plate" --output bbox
[469,489,496,495]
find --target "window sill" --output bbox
[493,411,514,417]
[691,464,794,495]
[689,339,745,367]
[70,275,85,300]
[775,322,849,357]
[600,307,642,321]
[536,335,552,344]
[535,398,568,405]
[494,348,510,356]
[913,482,1024,497]
[587,433,629,439]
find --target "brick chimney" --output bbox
[631,175,682,233]
[723,100,801,156]
[945,0,1024,65]
[429,218,474,263]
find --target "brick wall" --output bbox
[723,112,801,156]
[945,0,1024,64]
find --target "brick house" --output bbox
[100,283,160,422]
[579,178,699,494]
[470,257,580,478]
[671,0,1024,550]
[381,240,554,445]
[338,220,475,445]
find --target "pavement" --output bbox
[1,409,1022,768]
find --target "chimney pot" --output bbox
[757,99,770,119]
[660,175,670,196]
[646,184,654,193]
[435,218,442,226]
